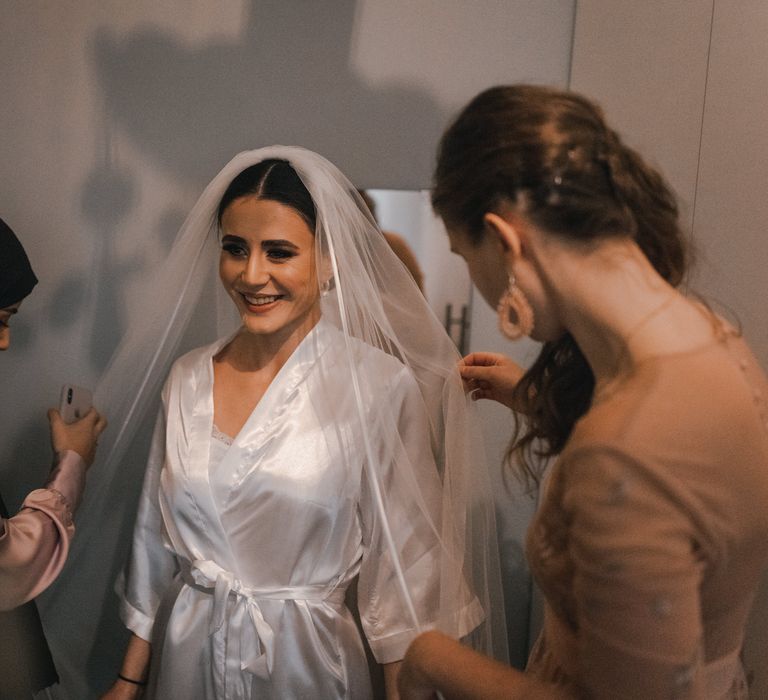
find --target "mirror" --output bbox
[365,189,474,354]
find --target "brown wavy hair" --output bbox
[432,85,688,481]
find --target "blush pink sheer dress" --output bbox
[526,324,768,699]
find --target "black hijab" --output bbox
[0,218,37,308]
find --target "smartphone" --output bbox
[59,384,93,424]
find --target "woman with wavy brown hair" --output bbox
[398,85,768,699]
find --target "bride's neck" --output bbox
[221,313,320,373]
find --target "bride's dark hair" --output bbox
[432,85,688,481]
[217,158,317,229]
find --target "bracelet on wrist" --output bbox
[117,672,148,687]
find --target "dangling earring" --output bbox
[497,273,534,340]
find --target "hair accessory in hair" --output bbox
[497,273,534,339]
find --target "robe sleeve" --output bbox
[0,450,86,611]
[356,365,449,664]
[119,399,179,642]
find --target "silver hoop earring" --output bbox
[497,274,534,340]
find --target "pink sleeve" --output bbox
[0,450,87,611]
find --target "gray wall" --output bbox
[0,2,575,696]
[571,0,768,694]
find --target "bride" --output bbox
[99,147,505,699]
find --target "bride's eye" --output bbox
[266,247,296,260]
[222,241,247,257]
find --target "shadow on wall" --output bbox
[91,0,447,190]
[34,4,449,695]
[79,163,142,370]
[68,0,447,374]
[36,161,143,376]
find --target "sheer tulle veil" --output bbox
[39,146,508,693]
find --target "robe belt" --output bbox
[180,558,346,685]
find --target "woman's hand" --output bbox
[459,352,525,410]
[101,634,151,699]
[398,631,449,699]
[399,630,553,700]
[383,660,404,700]
[48,407,107,467]
[98,678,144,700]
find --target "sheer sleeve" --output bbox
[562,446,708,699]
[357,365,482,664]
[0,451,86,610]
[355,365,440,663]
[119,396,179,642]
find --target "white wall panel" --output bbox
[691,0,768,367]
[570,0,713,231]
[691,4,768,694]
[571,1,768,695]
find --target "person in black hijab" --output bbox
[0,217,106,698]
[0,217,38,308]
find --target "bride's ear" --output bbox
[318,255,335,294]
[483,212,523,265]
[320,276,335,295]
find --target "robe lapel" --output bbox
[164,332,238,557]
[204,322,334,510]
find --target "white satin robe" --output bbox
[120,320,449,699]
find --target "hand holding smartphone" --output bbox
[59,384,93,424]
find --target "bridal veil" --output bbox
[39,146,508,693]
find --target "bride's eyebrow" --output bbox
[261,239,299,249]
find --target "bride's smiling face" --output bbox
[219,196,321,341]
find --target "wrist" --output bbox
[117,672,147,696]
[118,671,147,684]
[404,630,443,687]
[45,451,87,511]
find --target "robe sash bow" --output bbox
[181,558,346,697]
